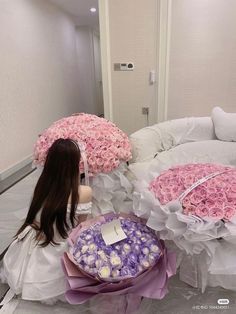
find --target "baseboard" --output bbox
[0,156,36,194]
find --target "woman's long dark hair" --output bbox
[16,138,81,246]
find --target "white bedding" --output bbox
[128,116,236,292]
[129,117,216,163]
[129,140,236,182]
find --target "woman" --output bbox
[0,138,92,304]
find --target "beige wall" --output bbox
[167,0,236,119]
[108,0,159,134]
[0,0,80,173]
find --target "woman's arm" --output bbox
[78,185,92,203]
[74,185,92,225]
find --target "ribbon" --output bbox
[77,142,89,186]
[179,169,234,203]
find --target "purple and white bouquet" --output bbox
[62,213,176,305]
[71,215,161,282]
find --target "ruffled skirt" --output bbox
[1,226,67,301]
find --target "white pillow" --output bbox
[212,107,236,141]
[129,117,215,163]
[158,117,215,145]
[129,126,174,163]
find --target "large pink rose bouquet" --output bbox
[149,163,236,222]
[34,113,132,175]
[132,162,236,292]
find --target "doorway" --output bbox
[50,0,104,117]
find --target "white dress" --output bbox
[0,202,92,304]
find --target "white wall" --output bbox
[167,0,236,119]
[108,0,159,134]
[0,0,80,173]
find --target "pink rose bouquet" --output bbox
[149,163,236,222]
[133,162,236,292]
[34,113,132,175]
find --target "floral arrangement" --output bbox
[71,215,161,281]
[34,113,132,175]
[132,162,236,292]
[149,163,236,222]
[62,213,176,305]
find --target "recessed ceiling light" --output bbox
[90,7,96,13]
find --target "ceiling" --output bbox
[49,0,99,27]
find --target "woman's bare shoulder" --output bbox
[79,185,92,203]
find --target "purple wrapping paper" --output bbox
[61,213,176,310]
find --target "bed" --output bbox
[128,109,236,292]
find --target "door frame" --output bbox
[157,0,172,122]
[98,0,113,121]
[99,0,172,124]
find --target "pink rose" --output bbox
[184,205,197,215]
[215,199,225,207]
[224,206,236,221]
[207,187,217,194]
[182,197,191,207]
[230,184,236,193]
[183,175,195,187]
[189,193,203,205]
[207,193,219,200]
[208,207,224,220]
[195,204,208,217]
[205,199,216,208]
[227,191,236,199]
[195,186,207,197]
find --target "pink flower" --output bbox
[195,204,208,217]
[183,175,195,187]
[207,187,217,194]
[215,199,225,207]
[208,207,224,220]
[195,187,207,198]
[205,199,216,208]
[182,197,191,207]
[230,184,236,193]
[227,191,236,199]
[184,205,197,215]
[189,193,203,205]
[224,206,236,221]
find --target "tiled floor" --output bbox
[0,171,236,313]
